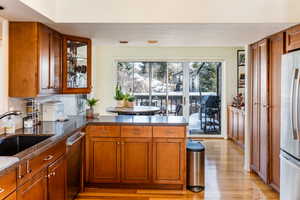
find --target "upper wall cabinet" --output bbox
[62,35,91,94]
[9,22,62,97]
[286,25,300,52]
[9,22,92,97]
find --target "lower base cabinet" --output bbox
[153,138,185,184]
[86,125,187,188]
[17,169,48,200]
[47,156,67,200]
[121,138,152,183]
[17,155,67,200]
[227,106,245,148]
[88,137,121,183]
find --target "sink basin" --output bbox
[0,135,52,156]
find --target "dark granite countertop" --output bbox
[0,115,188,175]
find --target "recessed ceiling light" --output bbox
[0,6,4,10]
[148,40,158,44]
[119,40,128,44]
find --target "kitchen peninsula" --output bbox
[0,115,188,200]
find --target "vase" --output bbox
[125,101,134,108]
[86,108,94,119]
[116,100,124,107]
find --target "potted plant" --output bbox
[114,85,124,107]
[124,93,135,107]
[126,95,135,107]
[86,98,99,118]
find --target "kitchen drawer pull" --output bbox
[18,165,24,179]
[0,188,4,193]
[26,160,32,174]
[166,130,175,134]
[132,129,141,134]
[44,155,54,161]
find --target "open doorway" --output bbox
[117,61,222,135]
[188,62,222,135]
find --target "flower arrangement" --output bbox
[232,93,244,109]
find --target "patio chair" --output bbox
[200,96,220,132]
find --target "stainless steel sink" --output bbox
[0,135,52,156]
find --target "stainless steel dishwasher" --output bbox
[66,131,85,200]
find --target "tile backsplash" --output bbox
[0,94,87,129]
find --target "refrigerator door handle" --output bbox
[297,76,300,140]
[281,153,300,168]
[291,68,299,140]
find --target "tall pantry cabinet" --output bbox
[250,39,269,183]
[249,32,285,192]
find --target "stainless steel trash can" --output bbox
[187,140,205,192]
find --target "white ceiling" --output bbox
[53,23,293,46]
[0,0,295,47]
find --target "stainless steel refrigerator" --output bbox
[281,50,300,200]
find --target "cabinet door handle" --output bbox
[117,142,120,145]
[44,155,54,161]
[0,188,4,193]
[26,160,32,174]
[18,165,24,179]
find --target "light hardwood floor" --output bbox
[76,139,279,200]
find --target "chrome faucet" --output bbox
[0,111,22,120]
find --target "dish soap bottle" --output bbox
[5,116,16,134]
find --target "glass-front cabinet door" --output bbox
[62,35,91,94]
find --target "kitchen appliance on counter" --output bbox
[280,51,300,200]
[66,131,85,200]
[42,101,65,121]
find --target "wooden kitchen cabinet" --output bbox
[9,22,62,97]
[17,169,48,200]
[3,192,16,200]
[87,137,121,183]
[227,106,245,148]
[286,25,300,52]
[50,31,63,93]
[86,125,187,189]
[152,138,185,185]
[0,169,16,200]
[47,156,67,200]
[62,35,91,94]
[268,32,285,192]
[121,138,152,183]
[250,39,269,183]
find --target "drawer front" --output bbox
[0,169,16,200]
[87,125,120,137]
[30,141,66,173]
[153,126,185,138]
[121,126,152,138]
[17,141,66,186]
